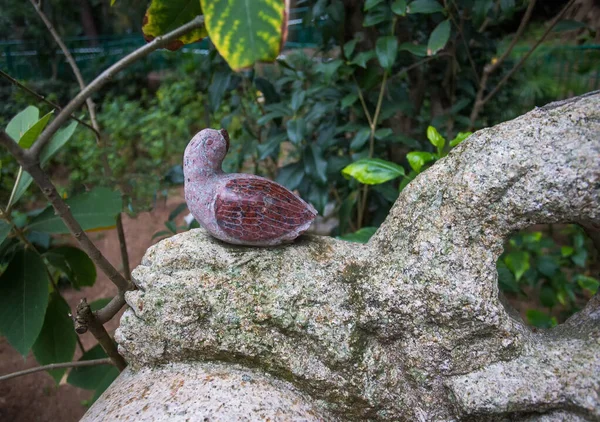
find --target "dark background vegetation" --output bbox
[0,0,599,420]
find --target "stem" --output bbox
[448,1,479,85]
[0,69,99,137]
[469,0,537,127]
[116,214,130,280]
[29,15,205,159]
[94,292,126,325]
[356,72,389,229]
[0,358,112,382]
[0,131,131,293]
[74,299,127,371]
[481,0,575,106]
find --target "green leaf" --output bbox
[10,121,78,208]
[391,0,407,15]
[342,158,405,185]
[537,256,558,278]
[286,118,306,145]
[427,19,451,56]
[315,59,343,83]
[539,285,556,308]
[406,151,436,173]
[407,0,444,14]
[426,125,445,149]
[350,51,376,68]
[364,0,385,10]
[142,0,208,51]
[202,0,288,70]
[257,135,282,160]
[576,275,599,294]
[376,36,398,71]
[350,128,371,150]
[504,251,530,282]
[18,111,54,148]
[67,343,119,403]
[560,246,574,257]
[304,144,327,183]
[168,203,188,221]
[44,247,97,289]
[27,187,122,234]
[398,42,427,57]
[375,128,393,140]
[526,309,557,329]
[32,293,77,384]
[0,220,10,245]
[339,227,378,243]
[497,261,520,293]
[276,162,304,191]
[291,90,306,113]
[6,106,39,142]
[0,249,49,356]
[341,93,358,109]
[571,248,587,267]
[343,39,357,58]
[208,71,232,113]
[449,131,472,147]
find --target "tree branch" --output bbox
[469,0,537,128]
[74,299,127,371]
[0,131,131,292]
[0,358,112,382]
[29,15,205,159]
[0,69,99,137]
[94,292,127,325]
[116,214,131,280]
[481,0,576,106]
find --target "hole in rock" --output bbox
[497,224,598,329]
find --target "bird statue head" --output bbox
[184,128,230,175]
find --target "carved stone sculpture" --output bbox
[83,92,600,421]
[183,128,317,246]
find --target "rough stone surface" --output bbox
[86,93,599,421]
[82,362,332,421]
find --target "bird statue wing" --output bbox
[214,178,316,242]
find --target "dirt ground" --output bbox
[0,187,187,422]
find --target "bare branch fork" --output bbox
[0,358,112,382]
[0,15,205,368]
[468,0,576,128]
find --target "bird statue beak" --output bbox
[220,128,230,153]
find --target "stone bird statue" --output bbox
[183,128,317,246]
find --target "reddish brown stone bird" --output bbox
[183,128,317,246]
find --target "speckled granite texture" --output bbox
[84,93,600,421]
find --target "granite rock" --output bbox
[84,92,600,421]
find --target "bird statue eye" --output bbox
[206,138,214,146]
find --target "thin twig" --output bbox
[352,75,373,128]
[469,0,537,127]
[74,299,127,371]
[481,0,575,105]
[0,69,99,136]
[0,358,112,382]
[29,15,205,159]
[94,292,126,325]
[0,131,131,293]
[448,1,479,84]
[116,214,130,280]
